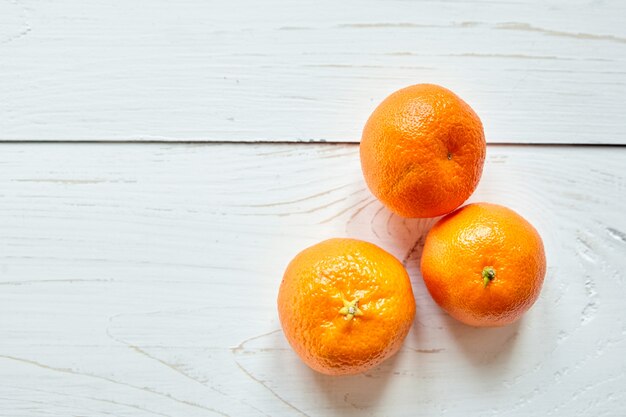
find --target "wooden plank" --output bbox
[1,0,625,144]
[0,143,624,416]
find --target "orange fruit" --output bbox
[360,84,486,218]
[420,203,546,327]
[277,238,415,375]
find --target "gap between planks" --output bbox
[0,140,625,147]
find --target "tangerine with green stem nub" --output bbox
[420,203,546,327]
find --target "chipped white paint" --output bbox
[1,0,626,143]
[0,143,624,416]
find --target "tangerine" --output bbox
[278,238,415,375]
[360,84,486,218]
[420,203,546,327]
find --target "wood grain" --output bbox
[1,0,625,143]
[0,143,624,416]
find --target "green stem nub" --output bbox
[482,266,496,288]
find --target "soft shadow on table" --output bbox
[233,328,407,415]
[305,211,439,413]
[310,352,402,413]
[442,314,522,367]
[385,207,522,374]
[248,208,522,414]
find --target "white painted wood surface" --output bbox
[0,143,624,416]
[1,0,626,143]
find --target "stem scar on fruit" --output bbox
[339,296,364,321]
[482,266,496,288]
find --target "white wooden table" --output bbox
[1,1,625,416]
